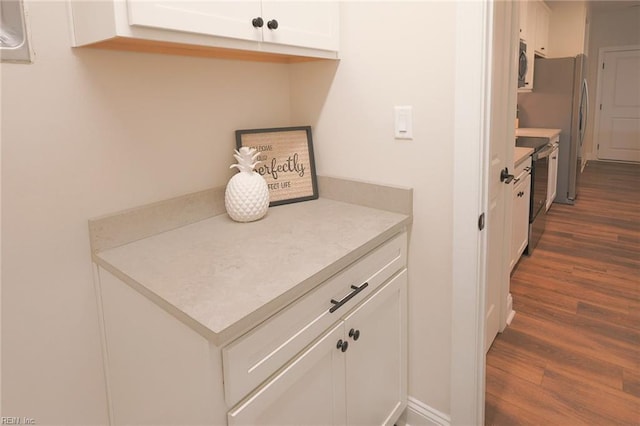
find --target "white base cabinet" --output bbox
[229,270,407,426]
[69,0,339,62]
[95,231,407,425]
[228,322,347,426]
[547,143,559,210]
[511,158,532,270]
[344,271,407,425]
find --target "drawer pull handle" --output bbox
[329,282,369,313]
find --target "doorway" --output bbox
[594,46,640,162]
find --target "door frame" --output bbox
[592,44,640,161]
[450,1,493,424]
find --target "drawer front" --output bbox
[222,231,407,407]
[514,156,532,180]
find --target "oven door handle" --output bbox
[536,145,554,160]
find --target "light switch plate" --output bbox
[394,106,413,140]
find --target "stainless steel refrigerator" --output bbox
[518,55,589,204]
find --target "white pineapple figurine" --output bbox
[225,147,270,222]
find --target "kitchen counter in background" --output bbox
[515,127,562,140]
[515,147,534,166]
[89,177,412,345]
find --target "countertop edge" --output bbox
[93,217,411,346]
[515,127,562,139]
[514,147,534,167]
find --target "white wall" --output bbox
[1,2,292,423]
[583,4,640,160]
[290,1,456,414]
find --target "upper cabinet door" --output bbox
[534,1,550,57]
[261,1,339,51]
[127,1,262,42]
[519,0,529,42]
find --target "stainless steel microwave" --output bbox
[518,40,528,88]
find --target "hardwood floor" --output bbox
[485,161,640,425]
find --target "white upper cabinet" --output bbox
[519,0,529,42]
[69,0,339,62]
[518,0,552,92]
[534,1,550,57]
[261,1,339,51]
[546,1,587,57]
[127,2,263,42]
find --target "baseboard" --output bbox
[397,397,451,426]
[505,293,516,326]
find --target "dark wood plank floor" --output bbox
[486,161,640,425]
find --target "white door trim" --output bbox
[450,1,493,424]
[592,44,640,161]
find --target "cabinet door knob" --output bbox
[348,328,360,341]
[252,17,264,28]
[336,339,348,352]
[267,19,279,30]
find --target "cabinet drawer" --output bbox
[514,156,532,181]
[222,232,407,407]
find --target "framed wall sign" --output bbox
[235,126,318,206]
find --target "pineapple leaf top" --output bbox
[230,146,260,173]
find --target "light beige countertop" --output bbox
[515,128,561,139]
[92,182,412,345]
[514,147,534,166]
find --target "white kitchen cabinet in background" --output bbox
[547,141,559,210]
[518,0,530,42]
[511,157,532,271]
[534,1,550,57]
[518,0,551,92]
[69,0,339,62]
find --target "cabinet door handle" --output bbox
[267,19,279,30]
[513,177,520,184]
[348,328,360,341]
[329,282,369,313]
[336,339,348,352]
[252,17,264,28]
[524,167,531,172]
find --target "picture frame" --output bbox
[235,126,319,207]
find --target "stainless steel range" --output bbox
[516,137,554,254]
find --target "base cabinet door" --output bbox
[343,270,408,425]
[547,146,559,210]
[511,174,532,270]
[227,323,347,426]
[228,270,407,426]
